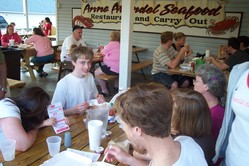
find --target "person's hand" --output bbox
[73,102,89,115]
[64,117,70,125]
[96,94,105,104]
[205,56,215,63]
[41,118,57,128]
[179,46,189,58]
[186,49,193,56]
[98,46,104,53]
[105,145,133,164]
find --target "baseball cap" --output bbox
[72,25,84,32]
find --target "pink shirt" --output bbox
[25,35,53,57]
[1,33,22,46]
[102,41,120,73]
[210,104,225,142]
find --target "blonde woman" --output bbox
[94,31,120,96]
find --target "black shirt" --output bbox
[225,50,249,71]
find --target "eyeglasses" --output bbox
[193,77,218,84]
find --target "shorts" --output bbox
[100,65,119,75]
[152,72,188,88]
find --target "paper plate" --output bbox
[88,99,108,107]
[180,63,191,70]
[41,151,92,166]
[91,162,115,166]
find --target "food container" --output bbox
[95,146,104,154]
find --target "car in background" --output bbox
[0,15,8,32]
[0,15,8,28]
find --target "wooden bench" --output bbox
[95,60,153,81]
[23,48,61,81]
[7,78,26,89]
[26,59,61,70]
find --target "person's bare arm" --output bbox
[105,145,149,166]
[0,117,38,151]
[207,56,229,70]
[167,47,187,69]
[64,102,89,116]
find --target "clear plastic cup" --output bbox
[0,139,16,161]
[46,136,62,157]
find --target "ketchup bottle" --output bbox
[108,103,115,124]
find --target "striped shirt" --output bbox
[151,45,178,74]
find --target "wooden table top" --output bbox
[0,114,126,166]
[132,47,147,53]
[168,66,195,78]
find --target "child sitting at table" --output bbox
[0,87,68,151]
[171,89,215,165]
[52,45,105,116]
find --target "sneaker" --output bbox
[20,67,28,72]
[39,72,48,77]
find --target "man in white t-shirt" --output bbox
[60,25,86,61]
[104,83,207,166]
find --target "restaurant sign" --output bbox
[73,0,242,38]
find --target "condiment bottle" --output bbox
[108,103,115,124]
[64,131,72,148]
[191,61,195,72]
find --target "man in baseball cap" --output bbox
[60,25,86,61]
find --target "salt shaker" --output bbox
[64,131,72,148]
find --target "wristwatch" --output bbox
[0,87,8,93]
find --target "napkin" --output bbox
[108,140,130,153]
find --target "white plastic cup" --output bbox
[87,104,109,137]
[46,136,62,157]
[205,49,210,57]
[88,120,103,151]
[0,139,16,161]
[9,39,15,46]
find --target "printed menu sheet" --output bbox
[47,102,70,134]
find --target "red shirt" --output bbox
[1,33,22,46]
[43,23,52,36]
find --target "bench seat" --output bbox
[25,59,61,68]
[95,60,153,81]
[7,78,26,89]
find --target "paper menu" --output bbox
[47,102,70,134]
